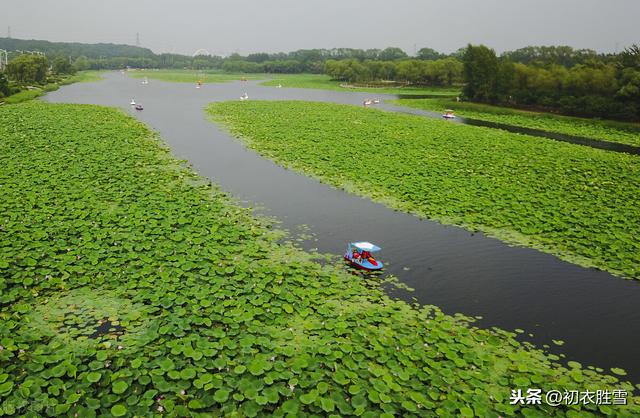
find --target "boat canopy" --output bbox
[350,242,381,252]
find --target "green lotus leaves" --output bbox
[86,372,101,383]
[611,368,627,376]
[208,100,640,280]
[110,404,127,417]
[392,98,640,147]
[214,388,230,403]
[112,380,129,394]
[0,101,638,417]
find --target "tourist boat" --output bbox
[442,109,456,119]
[363,99,373,106]
[130,99,136,105]
[344,242,384,271]
[196,80,203,89]
[135,104,143,111]
[240,92,249,101]
[141,77,149,85]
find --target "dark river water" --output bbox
[45,72,640,384]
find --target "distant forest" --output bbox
[1,37,638,121]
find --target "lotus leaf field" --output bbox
[391,98,640,147]
[2,102,639,416]
[208,101,640,280]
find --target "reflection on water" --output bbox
[45,72,640,383]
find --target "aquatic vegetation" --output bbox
[259,74,460,96]
[1,71,104,105]
[209,101,640,280]
[3,89,43,104]
[391,98,640,147]
[1,102,638,416]
[127,69,263,83]
[59,71,105,85]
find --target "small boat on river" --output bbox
[240,92,249,101]
[344,242,384,271]
[442,109,456,119]
[135,104,143,111]
[130,99,136,105]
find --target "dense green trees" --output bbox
[462,45,500,101]
[324,58,463,86]
[51,56,76,75]
[417,47,446,61]
[6,54,48,83]
[461,44,640,120]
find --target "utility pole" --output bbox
[136,32,140,46]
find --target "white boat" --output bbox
[442,109,456,119]
[363,99,373,106]
[240,92,249,101]
[276,84,282,88]
[130,99,136,105]
[372,99,380,104]
[141,77,149,85]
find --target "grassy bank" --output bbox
[391,98,640,147]
[208,101,640,280]
[59,70,106,85]
[260,74,460,96]
[127,69,264,84]
[1,71,104,105]
[2,101,638,416]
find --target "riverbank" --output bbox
[208,100,640,281]
[1,71,104,105]
[2,101,638,416]
[391,98,640,147]
[127,69,264,84]
[260,73,460,96]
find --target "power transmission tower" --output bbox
[136,32,140,46]
[7,26,11,38]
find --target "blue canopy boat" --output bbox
[344,242,384,271]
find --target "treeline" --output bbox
[463,44,640,121]
[0,37,155,59]
[0,53,78,99]
[324,58,463,86]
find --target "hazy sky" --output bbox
[2,0,638,56]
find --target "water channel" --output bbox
[45,72,640,384]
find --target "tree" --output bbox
[378,47,408,61]
[0,72,10,98]
[52,56,75,74]
[73,55,91,71]
[462,45,499,102]
[417,47,444,61]
[6,54,49,83]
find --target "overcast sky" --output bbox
[2,0,638,56]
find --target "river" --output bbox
[45,72,640,384]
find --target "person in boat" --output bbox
[361,250,372,260]
[352,249,361,261]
